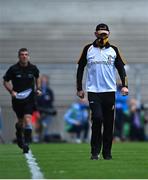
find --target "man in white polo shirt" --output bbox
[76,23,128,160]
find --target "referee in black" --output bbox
[76,23,128,160]
[3,48,42,153]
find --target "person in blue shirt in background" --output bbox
[64,98,90,143]
[128,98,145,141]
[114,82,129,141]
[36,74,57,142]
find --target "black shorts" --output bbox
[12,99,36,119]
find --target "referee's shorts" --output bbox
[12,98,36,119]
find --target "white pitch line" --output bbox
[24,150,44,179]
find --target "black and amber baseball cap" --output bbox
[95,23,110,35]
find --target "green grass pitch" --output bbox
[0,142,148,179]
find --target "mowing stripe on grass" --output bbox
[24,150,44,179]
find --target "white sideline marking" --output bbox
[25,150,44,179]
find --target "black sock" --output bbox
[24,128,32,144]
[15,123,23,134]
[15,123,23,148]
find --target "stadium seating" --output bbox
[1,0,148,142]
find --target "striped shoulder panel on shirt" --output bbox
[77,43,92,64]
[110,44,127,65]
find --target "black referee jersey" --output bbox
[3,62,39,102]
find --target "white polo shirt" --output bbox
[77,41,127,93]
[86,45,117,93]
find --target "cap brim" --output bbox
[96,30,109,35]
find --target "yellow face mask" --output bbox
[96,32,109,47]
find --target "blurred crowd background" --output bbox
[0,0,148,143]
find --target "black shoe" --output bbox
[16,136,24,149]
[16,134,24,149]
[23,144,29,154]
[103,155,112,160]
[90,154,100,160]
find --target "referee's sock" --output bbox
[24,125,32,144]
[15,122,23,149]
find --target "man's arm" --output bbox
[3,66,17,97]
[64,108,80,125]
[35,77,42,96]
[76,44,90,98]
[3,81,17,97]
[114,47,128,95]
[33,65,42,96]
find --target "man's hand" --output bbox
[11,90,17,98]
[74,121,81,126]
[77,90,85,99]
[36,89,42,96]
[121,87,128,96]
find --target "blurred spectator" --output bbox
[64,98,90,143]
[31,111,41,142]
[143,108,148,141]
[114,83,129,141]
[36,74,57,142]
[0,107,4,143]
[128,98,145,141]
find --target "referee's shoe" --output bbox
[23,144,29,154]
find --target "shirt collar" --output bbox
[93,39,110,49]
[17,61,31,68]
